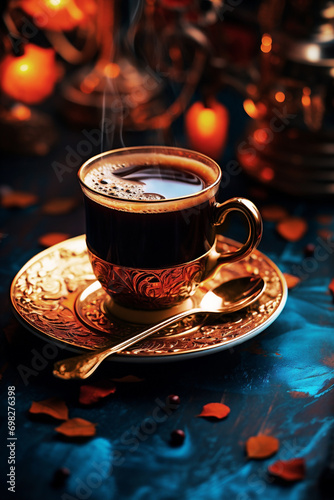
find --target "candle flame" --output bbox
[0,44,57,104]
[196,108,217,136]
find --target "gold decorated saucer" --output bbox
[10,235,287,362]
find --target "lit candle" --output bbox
[0,44,58,104]
[18,0,96,31]
[185,100,229,160]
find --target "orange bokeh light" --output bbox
[243,99,267,119]
[275,91,285,103]
[302,95,311,106]
[11,104,32,121]
[253,129,269,144]
[19,0,96,31]
[104,63,121,79]
[262,34,272,46]
[261,44,272,53]
[80,74,99,94]
[0,44,57,104]
[243,99,257,118]
[260,167,274,182]
[261,33,272,54]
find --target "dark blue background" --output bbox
[1,89,334,500]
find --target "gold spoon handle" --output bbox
[53,308,203,380]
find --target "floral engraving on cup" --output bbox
[88,249,206,310]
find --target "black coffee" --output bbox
[84,162,206,201]
[81,155,217,268]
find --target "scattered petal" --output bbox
[261,205,289,222]
[79,383,116,405]
[29,397,68,420]
[276,217,308,242]
[1,191,38,208]
[111,375,145,383]
[268,457,306,482]
[197,402,230,420]
[38,233,70,247]
[283,273,301,289]
[55,418,97,437]
[246,435,279,459]
[329,278,334,297]
[42,198,77,215]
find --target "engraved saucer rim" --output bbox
[10,235,288,363]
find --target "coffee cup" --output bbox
[78,146,262,322]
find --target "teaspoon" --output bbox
[53,275,265,380]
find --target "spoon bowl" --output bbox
[53,275,265,380]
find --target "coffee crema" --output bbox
[81,153,217,213]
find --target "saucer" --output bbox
[10,235,287,362]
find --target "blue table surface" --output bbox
[1,95,334,500]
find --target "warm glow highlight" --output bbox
[104,63,121,79]
[19,0,96,30]
[262,34,272,46]
[0,44,57,104]
[261,44,271,53]
[260,167,274,182]
[11,104,32,121]
[243,99,257,118]
[47,0,64,7]
[305,45,320,62]
[302,95,311,106]
[253,129,269,144]
[275,91,285,103]
[196,109,217,136]
[243,99,266,119]
[261,33,272,53]
[80,74,99,94]
[19,64,29,72]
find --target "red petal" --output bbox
[328,278,334,296]
[276,217,308,242]
[261,205,289,222]
[42,197,77,215]
[79,383,116,405]
[268,458,306,481]
[246,435,279,459]
[29,397,68,420]
[283,273,301,289]
[1,191,38,208]
[197,403,230,420]
[38,233,70,247]
[55,418,97,437]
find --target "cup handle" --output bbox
[205,197,262,279]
